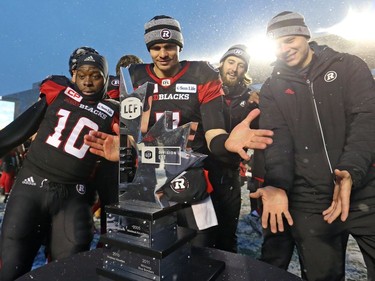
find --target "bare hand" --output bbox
[84,123,120,162]
[322,169,352,224]
[225,109,273,160]
[250,186,293,233]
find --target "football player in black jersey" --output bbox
[68,46,122,236]
[0,53,119,281]
[85,15,273,248]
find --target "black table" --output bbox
[16,247,302,281]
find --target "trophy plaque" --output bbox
[96,67,225,281]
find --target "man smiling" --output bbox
[85,15,274,249]
[128,15,273,248]
[251,11,375,280]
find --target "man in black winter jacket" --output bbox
[251,11,375,281]
[209,44,259,252]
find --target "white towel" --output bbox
[191,196,218,230]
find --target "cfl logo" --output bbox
[170,176,189,193]
[160,28,172,40]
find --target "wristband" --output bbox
[209,134,239,164]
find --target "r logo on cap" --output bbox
[160,28,172,40]
[170,176,189,193]
[234,49,244,55]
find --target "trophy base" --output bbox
[99,202,225,281]
[97,253,225,281]
[97,227,225,281]
[105,201,182,248]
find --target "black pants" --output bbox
[260,222,296,270]
[209,167,241,253]
[0,166,95,281]
[290,208,375,281]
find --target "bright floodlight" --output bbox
[319,6,375,41]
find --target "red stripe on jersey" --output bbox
[145,62,191,88]
[198,79,224,104]
[40,80,66,105]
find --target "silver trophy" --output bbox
[97,67,224,281]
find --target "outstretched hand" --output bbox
[84,123,120,162]
[225,109,273,160]
[322,169,352,224]
[250,186,293,233]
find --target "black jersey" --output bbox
[129,61,225,154]
[25,76,119,184]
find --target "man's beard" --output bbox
[222,74,239,87]
[219,67,243,87]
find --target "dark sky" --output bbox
[0,0,373,96]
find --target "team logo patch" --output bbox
[76,184,86,195]
[233,49,244,55]
[176,83,197,93]
[160,28,172,40]
[121,97,143,119]
[111,78,120,86]
[64,87,83,102]
[97,102,114,117]
[170,175,190,194]
[324,71,337,82]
